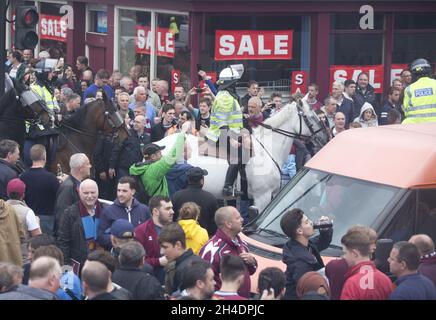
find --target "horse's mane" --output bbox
[64,99,103,128]
[263,101,298,127]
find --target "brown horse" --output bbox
[52,95,129,174]
[0,76,53,151]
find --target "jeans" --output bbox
[39,215,55,236]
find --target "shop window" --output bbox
[329,34,383,65]
[118,9,151,76]
[393,33,436,65]
[156,13,190,90]
[394,13,436,29]
[39,1,67,59]
[201,15,308,99]
[88,6,108,34]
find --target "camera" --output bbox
[270,103,276,109]
[195,87,203,94]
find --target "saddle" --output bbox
[197,134,254,161]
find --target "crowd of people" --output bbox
[1,49,436,300]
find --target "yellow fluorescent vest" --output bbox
[206,90,243,142]
[402,77,436,124]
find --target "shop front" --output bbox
[6,1,436,99]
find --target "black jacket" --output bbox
[353,83,379,119]
[89,292,117,300]
[337,97,355,127]
[112,267,164,300]
[57,201,106,266]
[167,249,204,294]
[94,133,115,175]
[171,184,219,236]
[0,159,19,200]
[282,228,333,300]
[54,175,80,235]
[151,122,176,142]
[109,129,150,170]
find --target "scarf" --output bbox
[247,113,264,128]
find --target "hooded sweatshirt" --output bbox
[178,219,209,255]
[354,102,378,128]
[129,133,185,197]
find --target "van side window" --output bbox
[416,189,436,244]
[382,192,416,242]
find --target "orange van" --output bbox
[243,123,436,292]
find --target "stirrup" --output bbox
[222,185,233,197]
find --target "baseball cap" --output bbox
[7,178,26,198]
[111,219,135,239]
[143,143,165,157]
[187,167,208,180]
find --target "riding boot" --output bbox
[223,164,239,196]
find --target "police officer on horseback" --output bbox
[24,58,60,167]
[200,65,252,219]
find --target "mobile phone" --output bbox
[195,87,203,93]
[197,64,203,81]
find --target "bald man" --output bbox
[245,96,269,129]
[81,260,115,300]
[409,234,436,287]
[332,112,346,137]
[109,114,151,181]
[199,206,257,298]
[57,179,104,266]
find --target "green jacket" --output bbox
[129,133,185,197]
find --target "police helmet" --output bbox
[217,64,244,89]
[410,58,432,79]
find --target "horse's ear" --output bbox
[101,89,109,103]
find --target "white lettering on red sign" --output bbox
[135,26,175,58]
[390,64,408,84]
[39,14,67,42]
[330,65,384,93]
[291,71,307,95]
[215,30,293,61]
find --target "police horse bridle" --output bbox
[252,100,330,191]
[58,99,127,153]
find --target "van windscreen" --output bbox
[253,169,400,248]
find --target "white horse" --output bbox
[156,100,325,212]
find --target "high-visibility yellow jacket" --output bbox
[402,77,436,124]
[27,84,59,134]
[206,90,243,142]
[30,84,59,112]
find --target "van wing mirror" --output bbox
[374,238,394,274]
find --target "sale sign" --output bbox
[39,14,67,42]
[330,65,384,93]
[215,30,293,61]
[171,69,180,94]
[390,64,408,84]
[135,25,175,58]
[291,71,308,95]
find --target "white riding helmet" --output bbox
[217,64,244,89]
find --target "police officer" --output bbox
[202,66,245,197]
[24,59,60,167]
[402,58,436,124]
